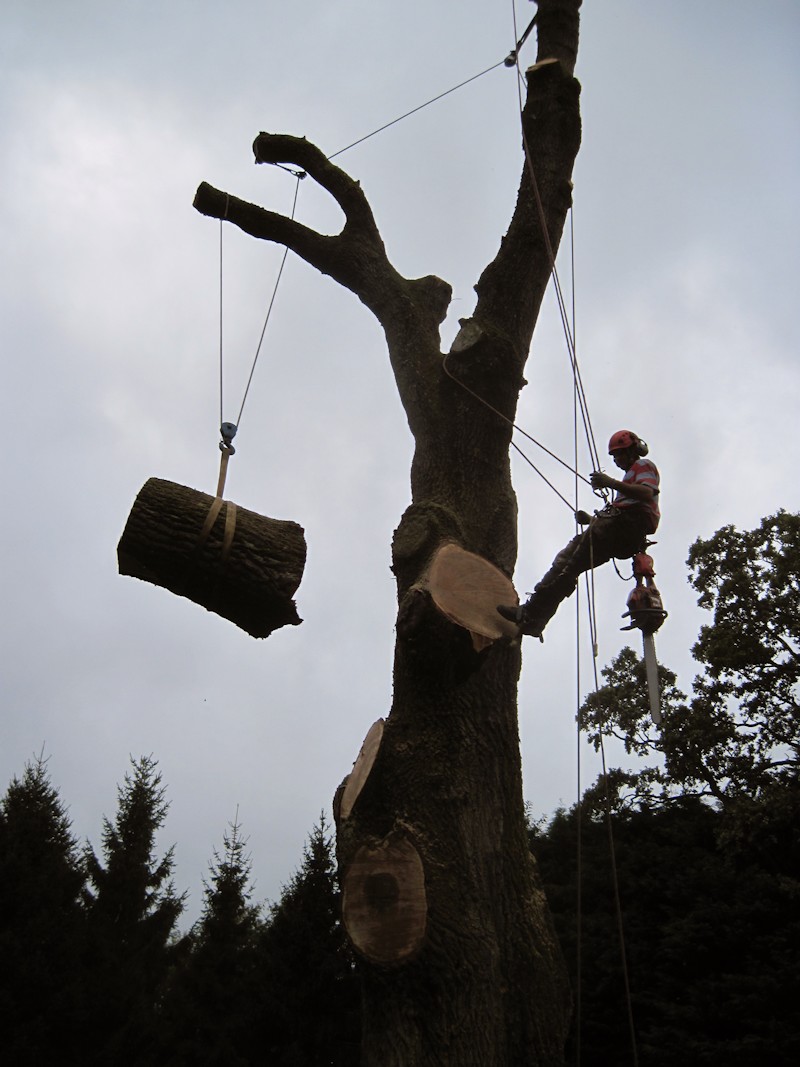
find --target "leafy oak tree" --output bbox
[580,511,800,859]
[192,2,583,1062]
[542,511,800,1062]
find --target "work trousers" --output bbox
[531,506,653,615]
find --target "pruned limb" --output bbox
[426,542,519,650]
[118,477,306,638]
[342,831,427,965]
[339,719,385,821]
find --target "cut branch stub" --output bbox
[340,719,385,822]
[426,543,519,651]
[342,832,427,965]
[118,477,306,638]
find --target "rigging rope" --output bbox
[441,349,595,513]
[329,59,508,160]
[512,87,602,473]
[234,173,303,429]
[440,32,608,515]
[217,172,303,441]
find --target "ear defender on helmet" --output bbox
[608,430,649,457]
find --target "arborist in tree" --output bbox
[497,430,660,640]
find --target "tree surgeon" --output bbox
[498,429,661,639]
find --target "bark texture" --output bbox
[194,2,582,1061]
[118,477,305,637]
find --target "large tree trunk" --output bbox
[194,2,582,1061]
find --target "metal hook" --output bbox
[220,422,237,454]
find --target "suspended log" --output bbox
[118,477,306,638]
[339,719,385,821]
[426,542,519,651]
[342,832,427,965]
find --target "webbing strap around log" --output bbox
[196,447,238,563]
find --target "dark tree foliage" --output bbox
[0,752,362,1065]
[83,755,185,1066]
[532,797,800,1066]
[254,814,360,1067]
[0,755,87,1066]
[157,815,263,1066]
[533,513,800,1064]
[581,512,800,856]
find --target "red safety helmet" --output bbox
[608,429,648,456]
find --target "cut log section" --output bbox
[342,833,427,965]
[340,719,385,821]
[426,542,519,651]
[118,477,306,638]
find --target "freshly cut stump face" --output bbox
[426,542,519,650]
[340,719,385,821]
[342,834,427,964]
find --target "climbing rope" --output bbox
[507,6,640,1061]
[592,646,641,1067]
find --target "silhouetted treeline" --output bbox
[2,751,797,1066]
[0,754,358,1066]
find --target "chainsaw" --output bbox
[620,551,668,724]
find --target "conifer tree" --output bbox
[0,754,87,1066]
[158,814,262,1065]
[256,814,360,1067]
[83,755,185,1065]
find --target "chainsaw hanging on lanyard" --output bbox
[620,551,668,724]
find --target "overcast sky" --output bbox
[1,0,798,925]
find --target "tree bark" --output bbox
[194,2,582,1061]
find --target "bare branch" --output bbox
[777,634,800,661]
[253,132,382,239]
[194,135,421,323]
[193,181,340,276]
